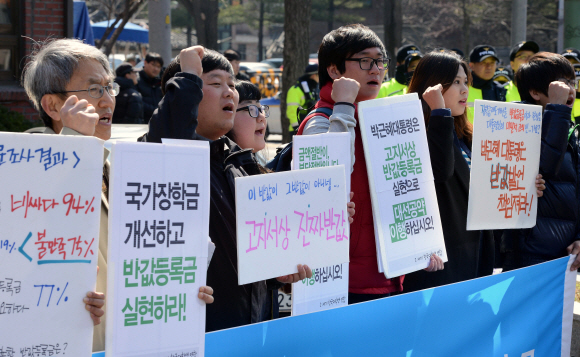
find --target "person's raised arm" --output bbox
[423,84,455,182]
[143,46,205,143]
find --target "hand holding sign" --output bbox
[84,291,105,325]
[60,95,99,136]
[180,45,204,77]
[331,77,360,104]
[422,84,445,111]
[276,264,313,284]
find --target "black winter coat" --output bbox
[403,112,495,292]
[472,73,507,102]
[140,72,282,332]
[113,77,144,124]
[136,70,163,122]
[503,104,579,269]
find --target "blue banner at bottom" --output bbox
[93,256,575,357]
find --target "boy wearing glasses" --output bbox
[502,52,580,272]
[296,24,442,305]
[505,41,540,102]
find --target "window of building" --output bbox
[0,0,21,82]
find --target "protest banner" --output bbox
[235,166,349,285]
[357,93,447,278]
[467,100,543,230]
[106,142,210,357]
[206,256,576,356]
[0,133,103,356]
[291,133,350,315]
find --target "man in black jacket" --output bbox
[140,46,312,332]
[113,62,143,124]
[136,52,163,122]
[503,52,580,272]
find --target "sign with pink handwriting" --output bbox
[291,133,350,315]
[467,100,543,230]
[358,93,447,279]
[235,166,349,285]
[106,142,209,357]
[0,132,103,356]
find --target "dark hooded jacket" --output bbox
[503,103,579,269]
[113,76,144,124]
[139,72,283,332]
[471,73,507,102]
[136,70,163,122]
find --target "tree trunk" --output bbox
[281,0,312,143]
[96,17,121,49]
[258,1,264,61]
[103,1,141,56]
[462,0,470,57]
[383,0,402,78]
[177,0,219,49]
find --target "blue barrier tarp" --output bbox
[73,1,94,45]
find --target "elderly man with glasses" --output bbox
[23,38,118,141]
[22,38,117,351]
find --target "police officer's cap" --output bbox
[509,41,539,61]
[562,48,580,62]
[404,53,423,69]
[304,63,319,75]
[469,45,499,63]
[493,67,513,81]
[396,45,421,64]
[450,48,464,58]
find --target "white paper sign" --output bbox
[0,133,103,356]
[466,100,543,230]
[106,141,210,357]
[235,166,349,285]
[358,94,447,279]
[291,133,350,315]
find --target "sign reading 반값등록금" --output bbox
[235,166,349,285]
[106,141,210,357]
[291,133,351,315]
[466,100,543,230]
[358,94,447,279]
[0,133,103,357]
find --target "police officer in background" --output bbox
[562,48,580,122]
[467,45,506,122]
[382,52,423,97]
[377,44,421,98]
[562,48,580,65]
[493,67,513,88]
[505,41,539,102]
[286,63,319,132]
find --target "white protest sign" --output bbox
[0,132,103,356]
[107,141,210,357]
[466,100,543,230]
[358,93,447,279]
[291,133,350,315]
[235,166,349,285]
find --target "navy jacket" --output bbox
[503,104,578,269]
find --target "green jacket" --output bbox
[505,81,521,102]
[377,78,407,98]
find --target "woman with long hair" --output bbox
[403,50,495,292]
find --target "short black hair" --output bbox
[236,80,262,102]
[224,49,241,62]
[161,49,234,96]
[516,52,575,104]
[318,24,386,87]
[145,52,164,67]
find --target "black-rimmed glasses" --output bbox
[236,104,270,118]
[53,83,120,99]
[344,57,390,71]
[557,78,579,90]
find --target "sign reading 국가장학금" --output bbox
[358,93,447,279]
[0,132,103,357]
[466,99,543,230]
[291,133,350,315]
[106,141,210,357]
[235,165,349,286]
